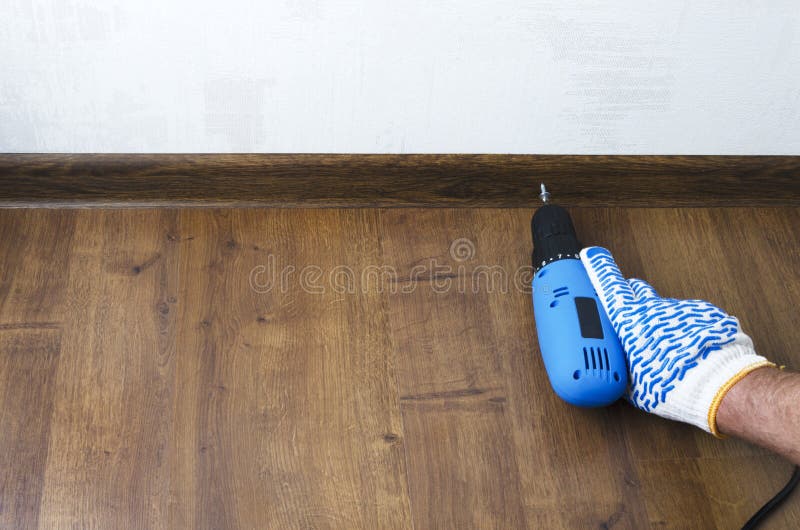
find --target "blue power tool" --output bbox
[531,184,627,407]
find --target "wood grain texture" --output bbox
[0,207,798,529]
[1,154,799,207]
[0,328,61,530]
[170,209,411,528]
[38,210,179,529]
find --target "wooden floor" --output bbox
[1,207,799,529]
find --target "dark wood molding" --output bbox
[0,154,798,207]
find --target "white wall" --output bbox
[1,1,798,154]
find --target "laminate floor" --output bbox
[1,207,798,529]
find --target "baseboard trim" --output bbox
[0,154,798,207]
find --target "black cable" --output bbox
[741,465,800,530]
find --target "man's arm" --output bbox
[717,367,800,466]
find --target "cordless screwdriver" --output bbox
[530,184,627,407]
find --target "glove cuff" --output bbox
[655,334,773,434]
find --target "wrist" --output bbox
[707,358,776,437]
[717,366,787,437]
[715,365,800,465]
[648,335,771,434]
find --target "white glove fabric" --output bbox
[580,247,773,435]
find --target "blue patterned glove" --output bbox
[580,247,773,435]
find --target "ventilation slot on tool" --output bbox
[582,346,614,380]
[553,286,569,298]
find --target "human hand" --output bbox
[580,247,773,435]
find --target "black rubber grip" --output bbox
[531,204,582,271]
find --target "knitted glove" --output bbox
[580,247,773,435]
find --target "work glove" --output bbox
[580,247,773,436]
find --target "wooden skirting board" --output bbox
[0,154,798,207]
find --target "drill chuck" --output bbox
[531,203,582,272]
